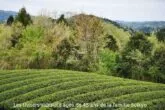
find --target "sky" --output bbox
[0,0,165,21]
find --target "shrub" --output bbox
[99,49,118,75]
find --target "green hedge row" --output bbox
[0,69,85,80]
[0,70,36,76]
[0,71,53,85]
[95,90,165,104]
[0,70,110,85]
[88,90,165,110]
[0,75,112,103]
[0,70,43,80]
[0,72,63,92]
[1,70,164,110]
[118,98,165,110]
[0,72,98,92]
[57,85,165,104]
[1,79,113,108]
[25,80,144,105]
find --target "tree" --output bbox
[127,32,153,55]
[105,35,118,51]
[15,7,32,26]
[156,28,165,42]
[99,49,118,75]
[74,14,104,71]
[10,22,23,48]
[150,45,165,83]
[57,14,68,25]
[7,15,14,25]
[116,33,153,80]
[53,38,76,69]
[117,49,148,79]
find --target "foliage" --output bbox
[15,7,32,26]
[99,49,118,75]
[0,7,165,84]
[117,50,147,79]
[6,15,14,25]
[149,44,165,83]
[156,28,165,42]
[103,21,131,50]
[20,25,44,46]
[57,14,68,25]
[74,14,104,71]
[0,24,13,50]
[116,33,153,81]
[104,34,119,51]
[53,37,77,69]
[127,32,153,55]
[10,22,24,47]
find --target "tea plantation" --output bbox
[0,70,165,110]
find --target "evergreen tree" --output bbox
[6,15,14,25]
[156,28,165,42]
[15,7,32,26]
[57,14,67,25]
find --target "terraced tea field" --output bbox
[0,70,165,110]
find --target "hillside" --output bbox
[103,21,131,50]
[0,69,165,110]
[0,10,17,22]
[116,21,165,33]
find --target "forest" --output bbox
[0,8,165,83]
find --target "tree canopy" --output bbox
[6,15,14,25]
[15,7,32,26]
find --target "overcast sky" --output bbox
[0,0,165,21]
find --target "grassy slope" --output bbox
[103,22,131,50]
[0,69,165,110]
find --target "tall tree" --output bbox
[74,14,104,71]
[6,15,14,25]
[156,28,165,42]
[15,7,32,26]
[117,33,153,80]
[151,45,165,83]
[57,14,67,25]
[127,32,153,55]
[105,34,118,51]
